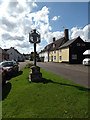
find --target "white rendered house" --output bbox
[4,47,23,61]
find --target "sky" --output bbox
[0,0,89,54]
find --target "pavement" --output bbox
[19,60,90,88]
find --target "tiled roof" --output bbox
[39,43,53,53]
[59,37,79,49]
[4,47,22,55]
[4,49,9,51]
[50,37,66,51]
[39,37,67,53]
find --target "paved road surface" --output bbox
[37,62,89,88]
[19,60,30,70]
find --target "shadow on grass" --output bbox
[2,82,11,100]
[2,71,23,100]
[32,78,90,92]
[6,71,23,80]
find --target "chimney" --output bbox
[64,29,69,41]
[53,37,55,42]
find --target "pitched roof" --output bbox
[4,47,22,55]
[59,37,79,49]
[39,43,53,53]
[83,50,90,55]
[39,37,67,53]
[50,37,66,51]
[4,49,9,51]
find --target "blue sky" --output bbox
[0,1,89,54]
[35,2,88,31]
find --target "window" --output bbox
[72,54,77,60]
[59,56,62,60]
[82,43,85,46]
[54,50,56,53]
[54,56,56,60]
[59,49,62,52]
[77,43,80,46]
[49,56,51,60]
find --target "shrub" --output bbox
[26,63,34,68]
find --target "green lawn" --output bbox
[2,67,89,118]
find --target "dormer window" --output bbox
[53,44,56,48]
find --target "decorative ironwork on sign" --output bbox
[29,29,40,43]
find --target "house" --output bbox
[49,29,69,62]
[59,36,89,64]
[0,47,9,62]
[23,54,30,60]
[0,47,2,62]
[39,43,52,62]
[4,47,24,61]
[39,29,69,62]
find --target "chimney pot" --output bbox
[64,29,69,41]
[53,37,55,42]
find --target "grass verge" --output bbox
[2,67,89,118]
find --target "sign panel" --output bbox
[29,29,40,44]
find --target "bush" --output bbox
[26,63,34,68]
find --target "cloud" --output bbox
[51,16,60,21]
[71,24,90,42]
[2,33,25,41]
[43,31,64,44]
[0,0,38,54]
[16,41,30,48]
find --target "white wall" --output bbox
[44,52,48,62]
[7,48,22,61]
[39,51,48,62]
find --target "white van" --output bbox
[83,58,90,66]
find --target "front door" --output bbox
[51,56,53,62]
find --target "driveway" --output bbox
[36,62,89,88]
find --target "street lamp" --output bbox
[29,29,40,66]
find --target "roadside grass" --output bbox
[2,67,89,118]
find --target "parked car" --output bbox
[18,58,25,62]
[0,65,6,84]
[30,58,33,61]
[36,58,41,62]
[83,58,90,66]
[0,61,19,78]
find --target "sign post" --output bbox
[29,29,42,82]
[29,29,40,66]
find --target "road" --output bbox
[19,60,30,70]
[37,62,89,88]
[19,61,89,88]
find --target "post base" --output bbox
[29,66,42,82]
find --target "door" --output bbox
[51,56,53,62]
